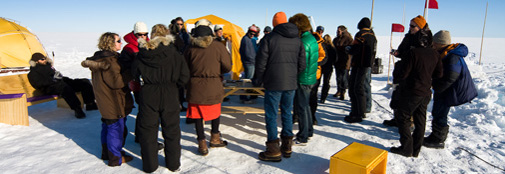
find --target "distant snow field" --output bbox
[0,32,504,173]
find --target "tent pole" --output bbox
[479,1,488,65]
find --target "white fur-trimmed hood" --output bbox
[29,58,53,67]
[138,34,175,50]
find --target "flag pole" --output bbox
[265,8,268,28]
[401,3,405,40]
[387,31,393,85]
[371,0,375,26]
[479,2,488,65]
[423,0,429,20]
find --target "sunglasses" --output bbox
[177,23,184,26]
[39,58,46,61]
[410,24,417,28]
[116,40,121,43]
[136,33,148,36]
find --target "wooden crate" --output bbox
[0,94,29,126]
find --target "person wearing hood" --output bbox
[118,22,162,149]
[27,53,97,119]
[289,13,319,146]
[344,17,377,123]
[423,30,477,149]
[81,32,132,166]
[184,19,232,156]
[253,11,306,162]
[130,24,189,172]
[389,17,443,157]
[333,25,353,100]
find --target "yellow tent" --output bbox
[185,15,245,80]
[0,18,47,68]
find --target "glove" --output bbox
[345,46,352,53]
[53,71,63,80]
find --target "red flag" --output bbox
[391,23,405,33]
[425,0,438,9]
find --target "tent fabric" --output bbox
[0,18,47,68]
[185,15,245,80]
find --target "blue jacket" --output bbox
[433,44,478,106]
[240,34,257,65]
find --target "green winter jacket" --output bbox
[298,31,319,85]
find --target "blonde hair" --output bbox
[150,24,169,39]
[323,34,334,47]
[98,32,119,52]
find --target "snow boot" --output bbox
[383,118,397,127]
[333,91,341,98]
[209,132,228,148]
[74,108,86,119]
[280,135,294,158]
[390,146,413,157]
[121,154,133,163]
[259,139,282,162]
[198,139,208,156]
[423,125,449,149]
[344,115,362,123]
[85,102,98,111]
[339,91,346,100]
[101,144,109,160]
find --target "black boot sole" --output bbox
[258,152,281,162]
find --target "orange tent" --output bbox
[185,15,245,80]
[0,18,47,69]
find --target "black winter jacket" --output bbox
[349,29,377,68]
[27,61,66,94]
[253,23,306,91]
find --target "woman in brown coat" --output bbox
[184,20,232,156]
[81,32,132,166]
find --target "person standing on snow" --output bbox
[254,11,306,162]
[184,19,232,156]
[308,26,327,125]
[389,17,443,157]
[132,24,190,172]
[319,34,337,104]
[119,22,163,150]
[289,13,319,146]
[81,32,132,166]
[344,17,377,123]
[423,30,477,149]
[169,17,191,113]
[239,24,260,104]
[332,25,353,100]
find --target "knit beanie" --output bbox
[192,25,213,37]
[433,30,451,45]
[272,12,287,27]
[31,52,46,61]
[134,22,148,34]
[357,17,371,30]
[411,15,426,29]
[264,26,272,33]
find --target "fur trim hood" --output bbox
[138,35,175,50]
[29,58,53,67]
[190,35,214,48]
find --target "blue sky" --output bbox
[2,0,504,38]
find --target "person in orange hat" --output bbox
[254,11,306,162]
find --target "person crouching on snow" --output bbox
[81,32,133,166]
[132,24,189,173]
[184,19,232,156]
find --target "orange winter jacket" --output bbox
[313,32,326,79]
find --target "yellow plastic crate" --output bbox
[330,142,388,174]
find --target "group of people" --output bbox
[25,11,477,172]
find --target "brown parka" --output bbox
[333,30,353,70]
[82,51,126,119]
[184,35,232,105]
